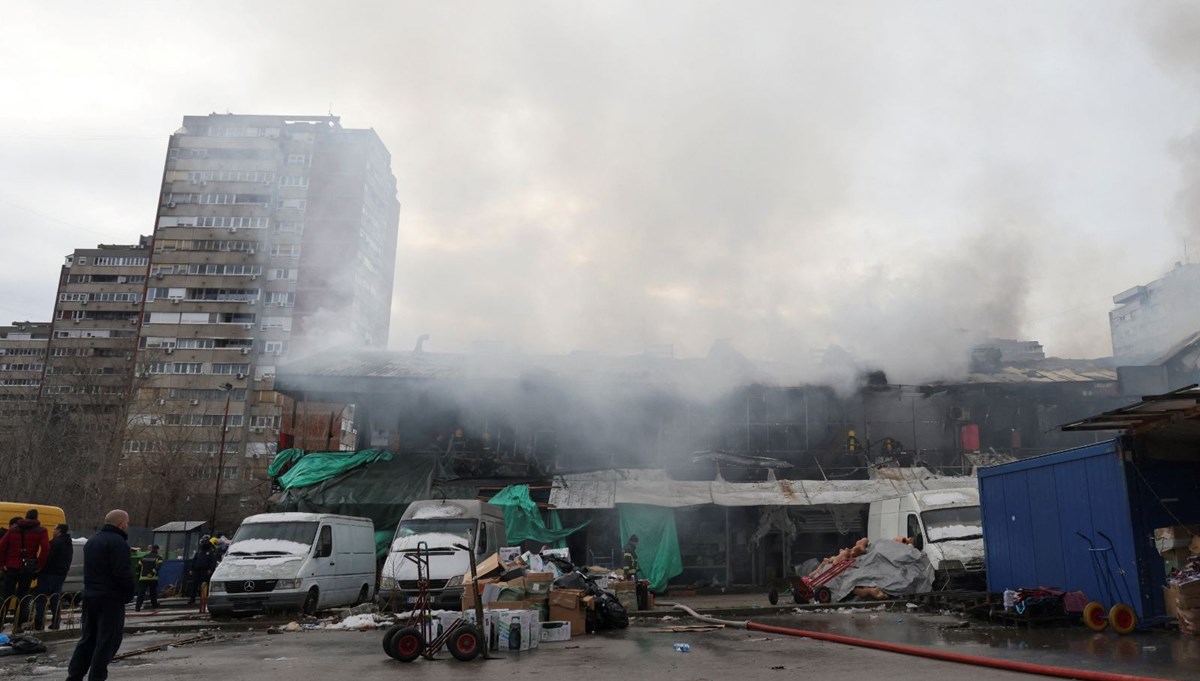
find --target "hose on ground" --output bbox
[670,604,1168,681]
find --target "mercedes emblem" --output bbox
[243,581,255,592]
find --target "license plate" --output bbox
[406,596,418,604]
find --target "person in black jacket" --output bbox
[33,523,72,630]
[187,539,217,606]
[67,510,135,681]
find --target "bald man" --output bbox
[67,509,136,681]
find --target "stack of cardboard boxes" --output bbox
[461,548,632,647]
[1155,525,1200,635]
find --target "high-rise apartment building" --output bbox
[1110,262,1200,364]
[127,114,399,522]
[0,322,50,431]
[43,240,149,405]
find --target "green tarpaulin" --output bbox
[276,453,437,557]
[619,503,683,593]
[269,448,393,490]
[487,485,586,546]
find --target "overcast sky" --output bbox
[3,1,1199,382]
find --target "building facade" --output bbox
[1111,262,1200,363]
[0,322,50,432]
[127,113,399,524]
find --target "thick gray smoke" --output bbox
[1140,2,1200,241]
[4,1,1190,376]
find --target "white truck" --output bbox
[208,512,377,616]
[379,499,507,610]
[867,488,985,587]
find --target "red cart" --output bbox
[768,558,857,605]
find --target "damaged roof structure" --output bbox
[270,345,1135,587]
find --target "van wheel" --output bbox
[356,585,369,605]
[302,587,319,616]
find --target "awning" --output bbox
[549,469,977,509]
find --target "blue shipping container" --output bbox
[979,437,1200,618]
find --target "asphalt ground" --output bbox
[0,595,1194,680]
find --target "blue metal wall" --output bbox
[979,440,1146,615]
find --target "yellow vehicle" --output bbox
[0,503,67,533]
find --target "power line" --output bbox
[0,196,112,238]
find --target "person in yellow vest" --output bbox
[135,545,163,611]
[621,535,640,580]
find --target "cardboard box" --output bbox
[499,546,521,563]
[1172,580,1200,609]
[540,620,572,642]
[1154,525,1200,554]
[495,598,543,612]
[464,553,509,583]
[496,609,537,651]
[549,588,587,638]
[525,572,554,596]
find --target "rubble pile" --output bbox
[457,548,633,651]
[1157,525,1200,635]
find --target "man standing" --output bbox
[67,509,135,681]
[134,545,163,611]
[187,539,216,606]
[0,509,51,630]
[621,534,640,580]
[34,523,72,630]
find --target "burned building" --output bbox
[273,346,1126,587]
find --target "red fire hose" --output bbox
[668,604,1172,681]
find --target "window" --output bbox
[286,154,309,165]
[271,244,301,257]
[92,256,149,267]
[316,526,333,558]
[260,317,291,331]
[211,363,249,375]
[269,269,296,281]
[265,292,294,308]
[276,199,306,210]
[263,340,289,354]
[279,175,309,187]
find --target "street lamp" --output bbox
[210,382,234,530]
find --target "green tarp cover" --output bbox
[619,503,683,593]
[276,453,437,557]
[270,449,393,490]
[487,485,586,546]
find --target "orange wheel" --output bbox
[1082,601,1108,632]
[1109,603,1137,635]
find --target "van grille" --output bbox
[224,579,278,594]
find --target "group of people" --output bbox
[0,509,72,631]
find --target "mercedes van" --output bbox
[208,512,376,616]
[867,488,985,587]
[379,500,507,610]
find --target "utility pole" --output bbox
[210,383,234,530]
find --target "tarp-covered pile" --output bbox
[824,540,934,602]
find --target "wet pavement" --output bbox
[1,595,1194,679]
[752,608,1200,680]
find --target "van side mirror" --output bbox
[913,533,924,551]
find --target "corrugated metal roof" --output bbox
[1060,385,1200,433]
[965,366,1117,384]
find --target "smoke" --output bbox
[3,1,1188,378]
[1140,2,1200,242]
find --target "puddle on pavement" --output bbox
[754,610,1200,680]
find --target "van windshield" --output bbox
[922,507,982,543]
[396,519,478,543]
[229,522,318,556]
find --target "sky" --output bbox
[2,1,1200,383]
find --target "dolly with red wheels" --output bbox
[1075,531,1137,635]
[381,539,484,663]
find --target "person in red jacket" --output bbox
[0,508,51,629]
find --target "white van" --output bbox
[379,500,507,610]
[867,488,985,587]
[208,513,376,616]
